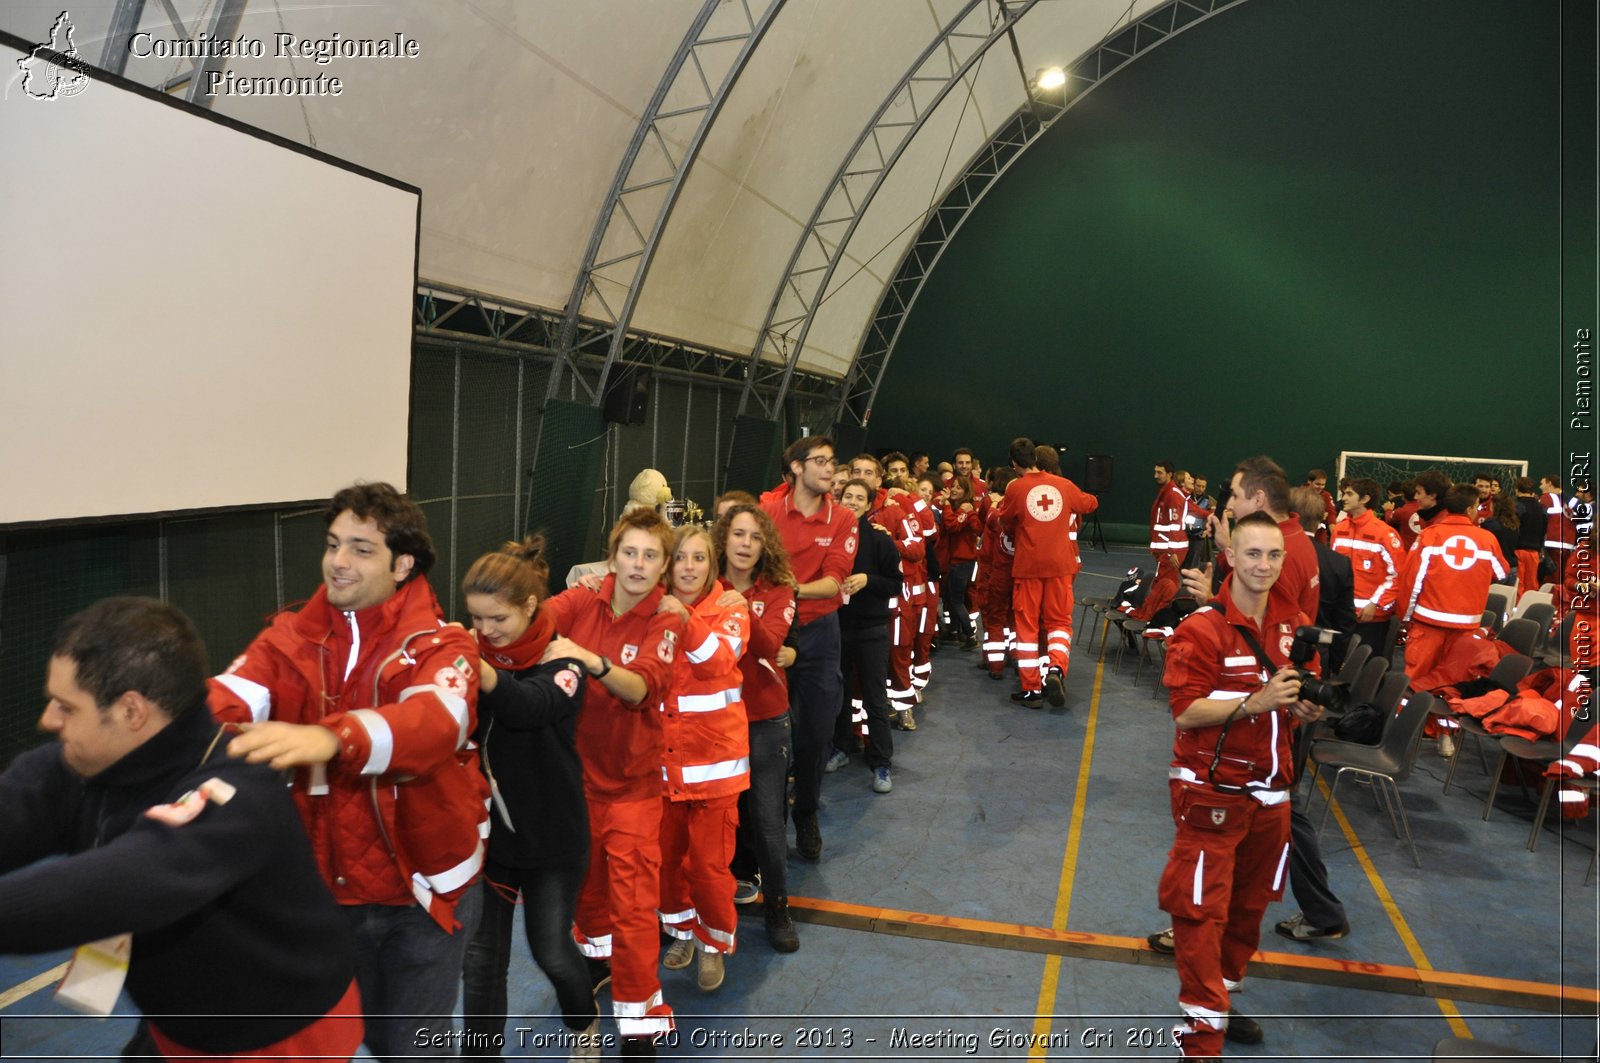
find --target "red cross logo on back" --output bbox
[1439,535,1479,571]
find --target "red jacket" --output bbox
[881,492,928,592]
[661,581,750,802]
[1332,509,1405,616]
[1162,577,1312,801]
[1542,492,1576,550]
[939,501,981,564]
[209,577,488,929]
[1149,481,1194,556]
[1002,470,1099,578]
[1387,501,1423,552]
[762,490,858,626]
[737,577,796,722]
[1397,514,1510,629]
[544,577,684,801]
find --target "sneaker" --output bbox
[794,811,822,860]
[872,766,893,793]
[896,708,917,731]
[662,936,695,970]
[1438,733,1457,758]
[1044,667,1066,708]
[1010,690,1044,707]
[697,948,725,992]
[569,1018,603,1062]
[733,874,761,905]
[1274,912,1350,942]
[1146,927,1174,954]
[1223,1008,1263,1045]
[824,748,849,773]
[765,897,800,952]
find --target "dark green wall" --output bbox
[870,0,1593,536]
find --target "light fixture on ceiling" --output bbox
[1035,66,1066,91]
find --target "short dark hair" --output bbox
[1443,484,1478,515]
[1542,473,1563,489]
[52,597,208,719]
[1345,477,1381,507]
[1009,437,1036,469]
[780,436,834,482]
[988,467,1019,493]
[1155,460,1176,475]
[841,477,874,500]
[1232,510,1282,535]
[881,450,909,469]
[327,482,436,579]
[849,453,883,475]
[1035,445,1061,475]
[953,447,974,461]
[1513,476,1536,494]
[1414,470,1451,501]
[1233,455,1291,515]
[1472,470,1495,484]
[1306,468,1327,482]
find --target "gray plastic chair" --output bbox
[1310,680,1434,867]
[1496,617,1540,656]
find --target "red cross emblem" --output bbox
[435,666,468,695]
[1439,535,1479,571]
[1026,484,1064,522]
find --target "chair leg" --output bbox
[1472,730,1489,775]
[1317,769,1344,836]
[1374,775,1403,840]
[1388,777,1422,868]
[1132,638,1148,685]
[1526,777,1554,852]
[1442,729,1467,794]
[1482,751,1508,821]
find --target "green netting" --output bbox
[528,400,608,585]
[724,416,781,495]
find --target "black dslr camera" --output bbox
[1287,626,1353,715]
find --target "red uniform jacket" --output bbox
[1162,578,1313,802]
[209,577,487,929]
[1542,492,1576,550]
[1150,482,1194,556]
[762,491,858,626]
[1397,514,1510,629]
[1002,470,1099,578]
[737,577,796,722]
[881,492,928,592]
[940,501,981,564]
[661,580,750,802]
[544,576,685,801]
[1332,509,1405,616]
[1387,501,1423,552]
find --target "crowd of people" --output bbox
[0,445,1590,1061]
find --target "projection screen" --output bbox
[0,38,418,526]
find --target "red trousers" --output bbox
[1515,549,1542,601]
[1404,622,1476,694]
[888,590,916,710]
[1011,576,1074,692]
[150,979,362,1062]
[658,793,740,954]
[1158,782,1290,1058]
[912,580,936,689]
[574,795,673,1038]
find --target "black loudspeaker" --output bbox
[1084,453,1114,493]
[601,364,651,425]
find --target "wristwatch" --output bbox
[592,656,612,679]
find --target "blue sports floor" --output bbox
[2,545,1596,1060]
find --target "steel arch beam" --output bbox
[833,0,1250,428]
[734,0,1038,421]
[547,0,786,407]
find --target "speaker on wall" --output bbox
[1084,453,1114,493]
[602,364,651,425]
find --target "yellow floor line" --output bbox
[0,962,67,1010]
[1029,658,1106,1058]
[1320,776,1473,1039]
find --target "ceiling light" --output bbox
[1036,67,1066,91]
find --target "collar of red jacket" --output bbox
[598,572,666,618]
[479,608,557,671]
[1213,573,1305,635]
[291,575,442,641]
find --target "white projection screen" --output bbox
[0,42,418,525]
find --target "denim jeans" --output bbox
[343,887,482,1063]
[733,713,792,900]
[462,860,596,1058]
[941,561,975,640]
[788,613,842,817]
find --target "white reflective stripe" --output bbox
[1169,766,1201,784]
[1047,629,1069,639]
[702,924,736,948]
[1271,842,1289,891]
[1180,1001,1228,1028]
[411,839,484,902]
[1571,742,1600,760]
[1222,977,1244,993]
[1191,850,1205,906]
[1151,541,1187,551]
[686,631,721,664]
[925,582,937,594]
[1152,522,1183,532]
[676,687,742,713]
[1414,605,1483,625]
[1547,502,1564,514]
[614,990,671,1037]
[399,684,470,749]
[1558,790,1587,803]
[1015,642,1039,651]
[1223,656,1256,667]
[1545,538,1573,549]
[1251,789,1290,806]
[658,906,696,925]
[1205,690,1251,701]
[349,709,394,775]
[215,673,273,723]
[681,756,750,784]
[343,611,361,681]
[1068,532,1078,540]
[718,634,743,656]
[887,686,915,699]
[575,934,612,958]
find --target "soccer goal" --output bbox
[1337,451,1529,490]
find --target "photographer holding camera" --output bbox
[1156,511,1325,1058]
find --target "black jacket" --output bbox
[477,655,589,869]
[0,703,353,1053]
[1312,539,1357,634]
[840,514,903,633]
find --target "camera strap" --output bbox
[1204,614,1281,794]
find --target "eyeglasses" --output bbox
[805,455,836,468]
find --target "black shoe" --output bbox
[587,956,612,997]
[794,811,822,860]
[1010,690,1044,707]
[1223,1009,1263,1045]
[1146,927,1174,954]
[961,636,979,650]
[1043,668,1066,707]
[765,896,800,953]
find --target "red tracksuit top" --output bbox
[1397,514,1509,629]
[1001,470,1099,579]
[661,580,750,802]
[1542,492,1576,550]
[881,492,927,588]
[762,490,858,626]
[1388,501,1422,551]
[1150,481,1195,555]
[1162,577,1312,802]
[208,577,488,927]
[940,501,981,563]
[737,577,796,722]
[544,576,685,802]
[1332,509,1406,616]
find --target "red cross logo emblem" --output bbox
[1439,535,1479,571]
[1026,484,1064,522]
[434,666,468,696]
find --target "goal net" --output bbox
[1338,451,1529,491]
